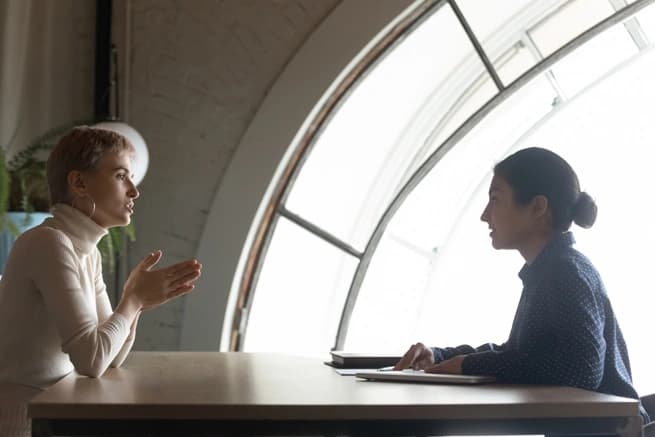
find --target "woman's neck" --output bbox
[519,230,554,264]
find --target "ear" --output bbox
[66,170,87,197]
[532,195,549,219]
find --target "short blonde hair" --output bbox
[46,126,134,205]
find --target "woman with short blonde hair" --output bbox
[0,126,202,436]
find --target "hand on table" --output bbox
[393,342,435,370]
[425,355,465,374]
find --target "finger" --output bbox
[136,252,155,268]
[394,344,421,370]
[166,263,201,281]
[424,365,441,374]
[168,270,202,288]
[140,250,162,271]
[165,259,200,276]
[415,357,434,370]
[393,346,413,370]
[164,267,201,289]
[167,284,195,299]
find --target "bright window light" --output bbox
[285,3,489,251]
[243,0,655,397]
[243,217,358,355]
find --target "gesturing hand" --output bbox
[122,250,202,310]
[393,342,435,370]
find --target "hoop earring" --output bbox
[88,197,96,219]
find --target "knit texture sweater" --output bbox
[0,204,134,389]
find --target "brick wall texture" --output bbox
[127,0,340,349]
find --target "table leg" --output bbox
[616,415,643,437]
[31,419,53,437]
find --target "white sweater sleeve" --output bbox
[93,250,137,368]
[31,229,131,378]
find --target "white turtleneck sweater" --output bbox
[0,204,135,389]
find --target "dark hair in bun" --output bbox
[572,191,597,229]
[494,147,596,231]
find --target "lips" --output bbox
[126,203,134,214]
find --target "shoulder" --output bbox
[540,248,604,301]
[551,248,601,283]
[15,225,75,253]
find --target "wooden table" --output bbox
[29,352,642,436]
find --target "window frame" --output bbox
[232,0,654,352]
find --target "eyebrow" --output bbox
[112,166,135,178]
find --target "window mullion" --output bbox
[521,31,568,103]
[449,0,505,91]
[278,205,363,259]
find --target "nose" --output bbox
[480,203,489,223]
[128,180,139,199]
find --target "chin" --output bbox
[110,216,131,228]
[490,238,507,250]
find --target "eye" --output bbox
[117,173,127,181]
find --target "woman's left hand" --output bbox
[425,355,465,374]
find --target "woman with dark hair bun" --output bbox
[394,147,648,422]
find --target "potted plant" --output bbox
[0,124,134,273]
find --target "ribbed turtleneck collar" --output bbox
[43,203,108,255]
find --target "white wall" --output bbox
[123,0,340,349]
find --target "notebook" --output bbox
[355,369,496,384]
[327,351,402,369]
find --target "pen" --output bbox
[378,366,395,371]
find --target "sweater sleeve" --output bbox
[92,250,137,368]
[31,229,132,378]
[462,264,606,389]
[432,343,506,363]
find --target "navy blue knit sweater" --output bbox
[432,232,642,407]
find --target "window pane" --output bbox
[341,235,433,352]
[345,75,557,351]
[243,217,358,356]
[635,1,655,41]
[286,4,490,251]
[529,0,615,58]
[404,72,497,179]
[495,41,540,84]
[456,0,567,83]
[515,47,655,395]
[549,24,638,98]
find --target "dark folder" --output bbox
[327,351,402,368]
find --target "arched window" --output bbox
[236,0,655,395]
